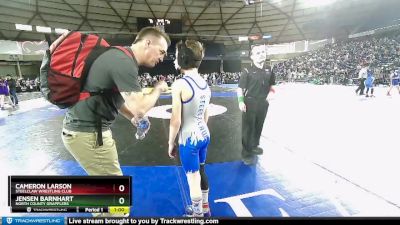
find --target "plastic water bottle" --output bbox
[135,117,150,140]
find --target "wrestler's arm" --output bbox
[168,81,182,146]
[166,81,182,158]
[204,107,209,124]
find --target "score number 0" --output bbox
[118,184,126,205]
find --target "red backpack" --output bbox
[40,31,133,109]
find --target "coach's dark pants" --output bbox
[242,97,269,158]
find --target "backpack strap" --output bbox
[80,37,109,93]
[113,46,134,59]
[94,100,103,146]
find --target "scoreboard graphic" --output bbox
[8,176,131,214]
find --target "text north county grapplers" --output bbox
[15,196,75,206]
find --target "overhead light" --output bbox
[15,24,32,31]
[303,0,335,7]
[241,51,246,55]
[263,35,272,39]
[55,28,69,34]
[36,26,52,33]
[243,0,263,5]
[238,36,248,42]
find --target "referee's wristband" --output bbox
[238,96,244,103]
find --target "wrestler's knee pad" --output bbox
[200,164,209,190]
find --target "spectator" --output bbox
[0,78,15,110]
[6,74,18,106]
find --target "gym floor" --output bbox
[1,83,400,217]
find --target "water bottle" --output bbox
[135,117,150,140]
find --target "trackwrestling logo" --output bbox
[3,217,64,225]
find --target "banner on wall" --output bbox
[20,41,48,54]
[0,40,22,54]
[0,40,48,55]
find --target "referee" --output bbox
[237,45,276,165]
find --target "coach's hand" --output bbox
[154,80,169,93]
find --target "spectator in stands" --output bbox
[387,69,400,96]
[273,32,400,85]
[356,63,369,95]
[6,74,18,106]
[365,68,375,97]
[0,77,16,110]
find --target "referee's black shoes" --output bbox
[242,155,256,166]
[251,147,263,155]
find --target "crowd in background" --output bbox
[137,72,241,88]
[0,76,40,93]
[139,31,400,88]
[3,31,400,92]
[2,71,241,94]
[273,31,400,85]
[15,77,40,92]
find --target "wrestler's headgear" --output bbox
[177,40,203,70]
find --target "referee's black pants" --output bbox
[241,97,269,158]
[355,78,366,95]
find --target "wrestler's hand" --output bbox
[168,142,177,159]
[154,80,169,93]
[238,102,246,112]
